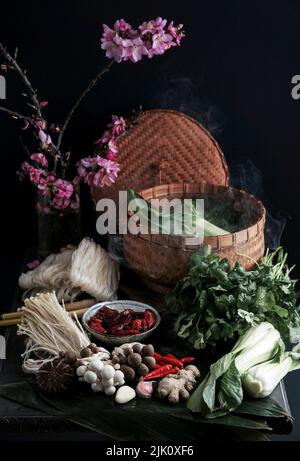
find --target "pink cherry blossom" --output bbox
[95,130,111,144]
[22,120,30,130]
[39,101,49,107]
[123,37,148,63]
[51,195,70,210]
[54,179,74,199]
[106,151,117,161]
[31,153,48,168]
[27,260,41,270]
[35,119,47,130]
[21,162,43,185]
[101,18,184,63]
[77,155,120,189]
[108,138,118,154]
[168,22,185,45]
[151,32,174,55]
[38,129,52,145]
[37,177,49,195]
[139,17,167,35]
[108,115,126,136]
[101,26,126,63]
[113,19,134,34]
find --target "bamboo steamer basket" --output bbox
[123,183,266,293]
[90,109,229,204]
[90,109,266,293]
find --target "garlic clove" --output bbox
[115,386,136,404]
[136,380,154,399]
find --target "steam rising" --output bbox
[153,77,223,136]
[229,159,287,249]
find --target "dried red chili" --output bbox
[88,306,157,336]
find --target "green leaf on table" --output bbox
[235,397,290,419]
[217,361,243,415]
[187,352,233,414]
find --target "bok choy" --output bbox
[243,350,300,399]
[127,189,228,237]
[187,322,284,417]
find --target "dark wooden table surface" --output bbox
[0,266,294,441]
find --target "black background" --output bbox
[1,0,300,441]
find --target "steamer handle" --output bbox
[154,160,170,185]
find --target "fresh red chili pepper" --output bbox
[167,367,180,375]
[180,357,196,364]
[143,365,172,381]
[165,353,178,360]
[152,364,162,370]
[153,352,183,368]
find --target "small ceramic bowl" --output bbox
[82,300,161,346]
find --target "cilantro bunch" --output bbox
[167,247,300,350]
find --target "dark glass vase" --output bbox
[36,194,81,258]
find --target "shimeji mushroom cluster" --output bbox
[76,347,126,396]
[75,342,157,397]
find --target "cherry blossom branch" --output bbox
[0,106,32,123]
[57,59,114,149]
[0,43,42,118]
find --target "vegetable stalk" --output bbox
[187,322,283,417]
[243,351,300,399]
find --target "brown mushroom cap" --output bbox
[64,351,78,365]
[80,347,93,358]
[120,365,136,382]
[142,345,154,357]
[132,343,143,354]
[127,353,142,367]
[136,363,149,377]
[142,356,156,369]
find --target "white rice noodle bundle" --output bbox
[70,238,120,301]
[19,292,90,373]
[18,238,120,302]
[19,249,81,302]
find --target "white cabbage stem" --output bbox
[232,322,276,355]
[243,353,300,398]
[234,326,281,375]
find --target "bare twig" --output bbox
[57,60,114,149]
[0,106,32,122]
[0,43,42,118]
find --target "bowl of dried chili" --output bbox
[82,300,161,345]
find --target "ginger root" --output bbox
[157,365,200,404]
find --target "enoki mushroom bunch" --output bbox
[18,292,90,373]
[19,238,120,302]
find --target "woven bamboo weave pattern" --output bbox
[91,109,229,203]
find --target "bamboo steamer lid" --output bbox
[90,109,229,204]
